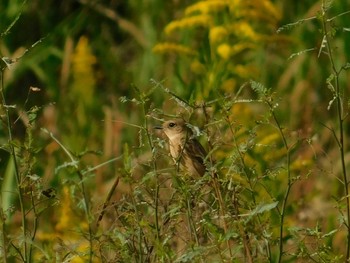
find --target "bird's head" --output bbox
[155,119,190,141]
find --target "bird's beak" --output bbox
[154,125,163,130]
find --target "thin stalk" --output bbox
[29,189,38,263]
[77,170,93,263]
[0,209,8,262]
[224,114,258,206]
[211,175,233,258]
[128,183,144,263]
[96,176,120,229]
[42,129,93,262]
[0,71,28,262]
[334,74,350,260]
[140,93,160,258]
[266,100,293,263]
[185,192,200,247]
[277,151,291,263]
[224,115,255,261]
[202,106,233,258]
[321,2,350,260]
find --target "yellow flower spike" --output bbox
[254,0,281,21]
[190,60,206,75]
[230,43,256,56]
[234,1,281,25]
[255,132,281,154]
[232,22,260,41]
[185,0,229,15]
[208,72,215,86]
[209,26,228,44]
[164,15,213,35]
[233,64,257,79]
[71,36,97,128]
[221,78,237,92]
[217,43,231,60]
[153,42,197,56]
[55,186,73,232]
[230,0,241,8]
[229,0,243,17]
[72,36,96,74]
[290,158,312,172]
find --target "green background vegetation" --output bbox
[1,0,350,262]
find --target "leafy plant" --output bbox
[1,0,350,262]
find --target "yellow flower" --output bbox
[230,0,241,9]
[217,43,231,60]
[255,0,281,21]
[153,42,197,56]
[55,186,73,232]
[221,78,236,92]
[233,0,281,24]
[230,43,256,56]
[232,22,259,41]
[233,64,257,78]
[71,36,97,127]
[229,0,243,17]
[256,132,281,147]
[185,0,229,15]
[208,72,215,84]
[190,60,206,74]
[291,158,312,172]
[165,15,213,35]
[231,103,253,121]
[72,36,96,74]
[209,26,228,44]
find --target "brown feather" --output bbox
[160,119,208,177]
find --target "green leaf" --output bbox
[241,201,279,219]
[252,201,279,214]
[250,80,268,98]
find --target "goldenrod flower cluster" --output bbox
[154,0,281,94]
[153,42,197,56]
[185,0,228,15]
[209,26,228,44]
[164,14,213,35]
[72,36,96,106]
[71,36,97,127]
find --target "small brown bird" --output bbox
[156,119,207,177]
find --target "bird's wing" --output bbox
[186,138,207,164]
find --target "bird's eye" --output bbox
[168,122,176,128]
